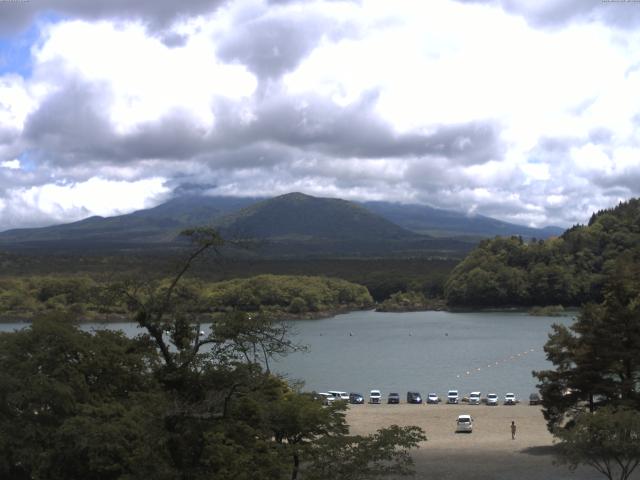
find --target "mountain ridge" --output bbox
[0,192,563,257]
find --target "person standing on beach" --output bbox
[511,421,516,439]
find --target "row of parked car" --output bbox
[319,390,542,406]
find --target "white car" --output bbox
[328,391,350,401]
[427,393,441,404]
[318,392,336,405]
[456,414,473,433]
[447,389,459,404]
[486,393,498,406]
[369,389,382,404]
[504,393,516,405]
[469,392,481,405]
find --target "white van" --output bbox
[447,390,459,404]
[456,414,473,433]
[369,389,382,404]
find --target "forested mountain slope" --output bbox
[444,199,640,307]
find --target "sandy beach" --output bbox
[346,403,625,480]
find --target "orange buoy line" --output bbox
[453,348,537,379]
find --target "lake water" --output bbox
[0,310,574,401]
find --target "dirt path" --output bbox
[346,403,630,480]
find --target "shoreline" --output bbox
[0,304,580,324]
[0,306,373,324]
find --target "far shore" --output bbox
[0,304,580,325]
[0,306,373,324]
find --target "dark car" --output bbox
[349,393,364,404]
[388,392,400,404]
[407,391,423,404]
[529,393,541,405]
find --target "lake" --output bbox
[273,310,574,400]
[0,310,574,401]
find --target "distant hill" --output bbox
[362,201,563,239]
[0,192,562,257]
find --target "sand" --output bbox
[345,403,630,480]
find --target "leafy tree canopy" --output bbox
[445,198,640,307]
[555,407,640,480]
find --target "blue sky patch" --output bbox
[0,11,63,77]
[17,151,38,172]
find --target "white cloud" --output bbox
[1,0,640,231]
[34,20,258,134]
[0,75,36,131]
[1,159,21,170]
[0,177,169,229]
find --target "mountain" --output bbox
[0,192,561,257]
[0,196,259,247]
[218,193,415,241]
[362,201,564,239]
[211,192,473,257]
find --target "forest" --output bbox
[444,199,640,308]
[0,274,374,322]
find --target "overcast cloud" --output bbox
[1,0,640,231]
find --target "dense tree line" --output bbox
[0,229,425,480]
[444,199,640,307]
[0,276,103,319]
[0,274,373,321]
[0,253,457,304]
[204,274,373,314]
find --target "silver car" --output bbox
[469,391,481,405]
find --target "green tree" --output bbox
[0,313,169,480]
[535,257,640,431]
[268,392,348,479]
[555,407,640,480]
[306,424,426,480]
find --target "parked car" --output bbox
[427,393,441,404]
[504,393,516,405]
[447,390,459,404]
[529,393,541,405]
[369,389,382,404]
[318,392,336,405]
[455,414,473,433]
[388,392,400,404]
[407,392,423,404]
[469,392,481,405]
[349,393,364,404]
[328,391,350,401]
[486,393,498,406]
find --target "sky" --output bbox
[0,0,640,232]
